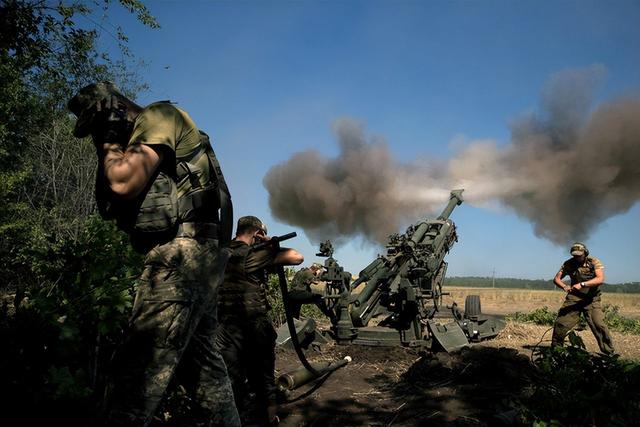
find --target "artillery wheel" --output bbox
[464,295,482,318]
[433,282,443,312]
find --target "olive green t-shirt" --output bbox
[128,102,212,192]
[291,268,316,292]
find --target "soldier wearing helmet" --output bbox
[216,216,303,426]
[551,242,615,353]
[68,82,238,426]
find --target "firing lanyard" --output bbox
[252,232,319,376]
[275,264,320,376]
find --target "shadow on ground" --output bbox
[276,345,537,426]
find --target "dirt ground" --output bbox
[273,321,640,427]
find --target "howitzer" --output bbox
[322,190,505,351]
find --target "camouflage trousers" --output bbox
[551,293,615,354]
[215,314,277,426]
[104,237,240,427]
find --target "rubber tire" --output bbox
[464,295,482,318]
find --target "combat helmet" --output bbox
[68,81,129,137]
[237,216,268,234]
[570,242,589,257]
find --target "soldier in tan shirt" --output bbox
[551,242,615,353]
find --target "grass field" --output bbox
[444,286,640,319]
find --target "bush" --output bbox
[266,268,327,327]
[508,304,640,335]
[603,304,640,335]
[519,333,640,426]
[507,306,557,326]
[0,215,142,425]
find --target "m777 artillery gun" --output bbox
[317,189,505,352]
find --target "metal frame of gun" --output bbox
[317,190,505,351]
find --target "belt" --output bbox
[176,222,219,239]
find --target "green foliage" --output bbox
[603,304,640,335]
[508,304,640,335]
[0,216,142,425]
[0,1,158,423]
[0,0,156,292]
[265,267,326,326]
[519,335,640,426]
[507,306,557,326]
[266,271,286,325]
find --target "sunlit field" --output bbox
[445,287,640,319]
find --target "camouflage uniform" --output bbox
[216,238,279,426]
[68,83,240,427]
[551,255,615,353]
[288,267,323,319]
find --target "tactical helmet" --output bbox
[237,215,267,234]
[68,81,127,137]
[570,242,589,257]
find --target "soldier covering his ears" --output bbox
[68,82,239,426]
[216,215,303,426]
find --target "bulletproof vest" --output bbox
[218,242,271,318]
[568,257,601,297]
[175,131,225,224]
[97,131,229,252]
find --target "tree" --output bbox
[0,1,159,424]
[0,0,157,292]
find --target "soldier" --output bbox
[68,82,239,426]
[288,263,333,320]
[216,216,303,426]
[551,242,615,353]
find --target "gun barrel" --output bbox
[352,258,385,307]
[408,190,464,246]
[437,189,464,220]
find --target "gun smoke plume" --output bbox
[264,66,640,246]
[263,118,449,243]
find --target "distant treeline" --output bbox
[445,276,640,294]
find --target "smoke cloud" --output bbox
[264,66,640,246]
[263,119,450,243]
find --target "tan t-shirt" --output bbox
[558,256,604,297]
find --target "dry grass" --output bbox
[444,286,640,319]
[478,320,640,360]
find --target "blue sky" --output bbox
[96,0,639,283]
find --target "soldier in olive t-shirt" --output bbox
[551,242,614,353]
[68,82,238,426]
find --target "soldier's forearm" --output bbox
[581,278,603,288]
[554,277,568,289]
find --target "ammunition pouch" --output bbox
[96,131,231,252]
[97,171,177,233]
[133,171,178,234]
[175,149,220,224]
